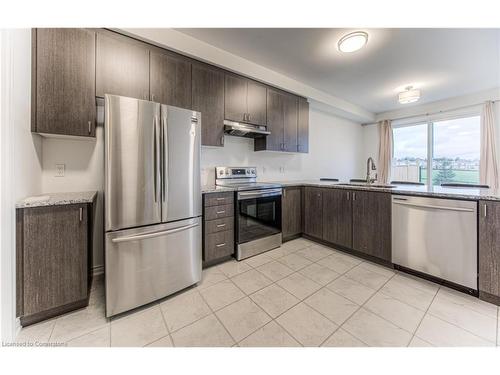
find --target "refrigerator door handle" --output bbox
[153,117,157,202]
[162,116,168,204]
[111,223,199,243]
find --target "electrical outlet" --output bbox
[280,166,285,173]
[55,164,65,177]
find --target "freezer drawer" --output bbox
[392,195,477,289]
[105,217,201,317]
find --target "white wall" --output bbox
[0,29,43,342]
[202,107,365,185]
[41,129,104,271]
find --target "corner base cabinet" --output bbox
[479,200,500,305]
[282,186,303,241]
[16,202,94,326]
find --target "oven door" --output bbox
[236,188,282,245]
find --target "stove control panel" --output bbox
[216,166,257,179]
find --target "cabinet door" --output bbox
[322,189,352,248]
[479,200,500,298]
[22,205,88,316]
[352,191,391,261]
[282,187,302,240]
[246,81,267,126]
[304,187,323,239]
[297,98,309,153]
[34,28,96,137]
[283,93,298,152]
[150,49,192,108]
[96,31,150,100]
[261,88,284,151]
[192,63,225,147]
[224,73,247,123]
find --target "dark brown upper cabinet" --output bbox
[224,73,267,126]
[282,186,302,241]
[192,63,225,147]
[96,31,150,100]
[297,98,309,153]
[322,188,352,248]
[352,190,391,262]
[150,48,192,108]
[255,88,300,152]
[32,28,96,137]
[303,187,323,239]
[479,200,500,302]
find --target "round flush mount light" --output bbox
[398,86,421,104]
[338,31,369,53]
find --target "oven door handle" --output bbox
[237,188,282,200]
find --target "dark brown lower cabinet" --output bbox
[322,188,352,248]
[303,187,323,239]
[352,190,391,262]
[479,200,500,304]
[282,186,302,241]
[16,203,93,326]
[203,192,235,266]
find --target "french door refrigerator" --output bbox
[104,94,202,317]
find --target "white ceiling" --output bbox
[176,28,500,114]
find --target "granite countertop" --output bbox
[270,180,500,201]
[201,185,237,193]
[16,191,98,208]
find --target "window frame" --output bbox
[392,108,481,187]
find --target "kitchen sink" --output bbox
[336,183,397,189]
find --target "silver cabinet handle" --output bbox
[216,198,225,201]
[88,121,92,134]
[216,210,226,214]
[221,135,224,146]
[79,207,83,222]
[347,191,350,200]
[393,201,475,213]
[216,224,226,228]
[216,243,226,248]
[483,203,487,218]
[111,223,199,243]
[151,94,155,101]
[353,192,356,201]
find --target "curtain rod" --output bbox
[362,100,496,126]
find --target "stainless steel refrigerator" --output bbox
[104,94,202,317]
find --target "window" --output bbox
[391,114,481,186]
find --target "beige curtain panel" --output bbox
[480,101,499,189]
[377,119,393,184]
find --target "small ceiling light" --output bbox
[398,86,421,104]
[338,31,368,53]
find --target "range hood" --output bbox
[224,120,270,138]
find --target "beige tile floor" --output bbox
[16,238,500,347]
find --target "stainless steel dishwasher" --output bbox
[392,195,477,290]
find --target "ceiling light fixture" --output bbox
[338,31,368,53]
[398,86,421,104]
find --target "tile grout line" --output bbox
[410,284,441,346]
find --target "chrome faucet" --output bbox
[366,157,377,184]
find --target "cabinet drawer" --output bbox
[204,204,234,220]
[205,217,234,234]
[204,192,234,207]
[205,230,234,261]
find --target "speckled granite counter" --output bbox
[269,180,500,201]
[201,185,237,194]
[16,191,98,208]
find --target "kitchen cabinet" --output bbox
[96,31,150,100]
[322,188,352,248]
[192,63,225,147]
[16,203,93,326]
[297,98,309,153]
[479,200,500,304]
[32,28,96,137]
[150,48,192,108]
[254,88,300,152]
[282,186,302,241]
[203,192,235,266]
[352,190,391,262]
[303,187,323,239]
[224,73,267,126]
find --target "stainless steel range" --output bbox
[216,167,282,260]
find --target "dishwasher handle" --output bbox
[393,200,475,213]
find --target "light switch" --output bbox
[55,164,65,177]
